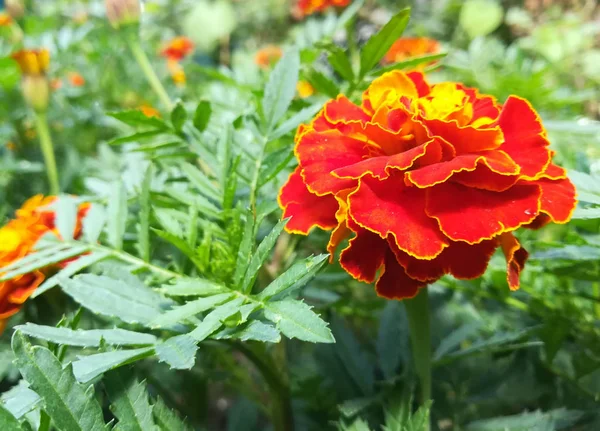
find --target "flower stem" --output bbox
[404,287,432,408]
[34,112,60,195]
[128,38,174,111]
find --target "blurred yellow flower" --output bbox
[296,80,315,98]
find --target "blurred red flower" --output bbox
[160,37,194,62]
[295,0,351,17]
[278,70,576,299]
[383,37,441,70]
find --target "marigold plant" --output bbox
[383,37,440,69]
[0,196,89,332]
[279,70,577,299]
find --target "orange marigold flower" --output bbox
[297,80,315,98]
[255,45,283,70]
[140,104,161,118]
[383,37,441,69]
[160,37,194,62]
[11,49,50,76]
[166,59,186,86]
[68,72,85,87]
[0,196,90,331]
[295,0,350,17]
[278,70,577,300]
[0,12,13,26]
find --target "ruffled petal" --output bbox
[424,118,504,154]
[362,70,419,114]
[375,249,425,300]
[426,182,541,243]
[534,177,577,224]
[278,168,339,234]
[497,96,551,179]
[339,228,387,283]
[349,174,449,259]
[499,233,529,290]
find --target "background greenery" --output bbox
[0,0,599,430]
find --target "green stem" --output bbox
[34,112,60,195]
[404,287,432,407]
[127,38,174,111]
[38,411,51,431]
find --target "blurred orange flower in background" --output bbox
[12,49,50,76]
[255,45,283,70]
[68,72,85,87]
[278,70,577,300]
[294,0,350,17]
[0,12,13,26]
[160,37,194,86]
[140,104,161,118]
[0,196,90,332]
[383,37,441,69]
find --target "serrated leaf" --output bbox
[262,48,301,131]
[11,331,107,431]
[0,404,23,431]
[193,101,212,132]
[139,165,153,262]
[154,209,184,238]
[152,229,205,271]
[72,348,154,383]
[151,293,234,328]
[33,251,111,298]
[61,274,172,326]
[433,322,483,361]
[359,8,410,76]
[465,408,583,431]
[0,382,41,419]
[107,181,128,250]
[155,335,198,370]
[152,397,191,431]
[233,211,256,287]
[105,369,159,431]
[306,69,339,98]
[258,148,296,188]
[15,324,157,347]
[257,254,328,301]
[170,103,187,133]
[264,299,334,343]
[82,204,106,244]
[269,102,324,140]
[241,219,288,293]
[180,163,221,202]
[161,278,229,297]
[53,196,79,241]
[214,320,281,343]
[189,297,245,342]
[108,111,170,131]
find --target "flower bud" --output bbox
[105,0,141,28]
[11,49,51,112]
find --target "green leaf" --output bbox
[15,324,157,347]
[108,110,170,131]
[108,130,165,146]
[264,299,334,343]
[433,322,483,361]
[170,102,187,133]
[161,278,229,297]
[107,181,128,250]
[152,229,205,271]
[257,254,328,301]
[0,404,23,431]
[11,331,107,431]
[82,204,106,244]
[572,207,600,220]
[359,8,410,76]
[465,408,583,431]
[189,297,245,342]
[269,102,324,140]
[531,245,600,261]
[241,219,289,293]
[105,369,159,431]
[306,70,339,98]
[155,335,198,370]
[154,209,184,238]
[72,348,154,383]
[258,148,296,188]
[61,274,172,326]
[0,57,21,90]
[262,48,301,131]
[377,302,409,380]
[371,53,447,76]
[180,163,221,202]
[215,321,281,343]
[193,101,212,132]
[151,293,234,328]
[53,196,79,241]
[233,211,256,287]
[139,165,153,262]
[327,46,354,82]
[459,0,503,39]
[0,244,90,282]
[33,251,111,298]
[0,382,41,420]
[152,397,191,431]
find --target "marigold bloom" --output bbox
[160,37,194,62]
[0,196,90,331]
[68,72,85,87]
[297,80,315,98]
[255,45,283,70]
[279,71,577,299]
[12,49,51,112]
[0,13,12,26]
[140,104,161,118]
[383,37,441,70]
[12,49,50,77]
[295,0,350,17]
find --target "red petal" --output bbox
[405,150,519,189]
[375,249,425,300]
[349,174,449,259]
[534,177,577,224]
[424,118,504,154]
[499,233,529,290]
[339,228,387,283]
[296,130,370,195]
[7,271,45,304]
[497,96,551,179]
[406,71,431,97]
[426,182,541,243]
[278,168,339,234]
